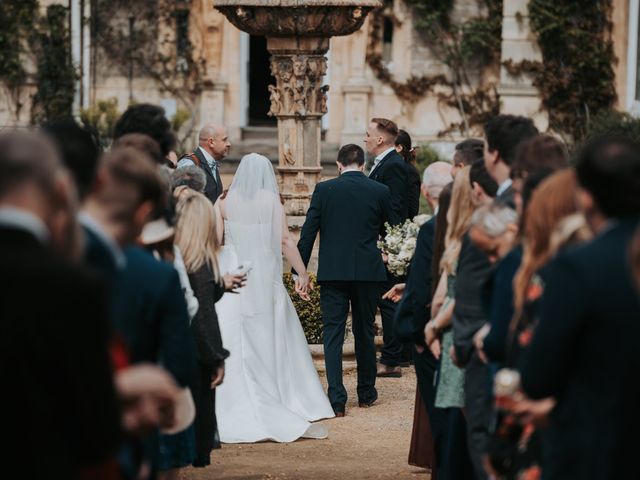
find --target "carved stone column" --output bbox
[266,36,330,221]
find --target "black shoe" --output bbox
[332,403,345,417]
[358,392,378,408]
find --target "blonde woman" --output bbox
[173,191,245,471]
[425,166,476,409]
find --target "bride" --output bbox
[213,153,334,443]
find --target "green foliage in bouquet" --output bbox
[283,272,323,344]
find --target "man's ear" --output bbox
[336,161,342,173]
[134,201,154,228]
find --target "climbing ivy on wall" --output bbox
[367,0,503,137]
[504,0,617,142]
[31,5,77,123]
[0,0,39,119]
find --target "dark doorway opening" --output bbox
[249,36,276,126]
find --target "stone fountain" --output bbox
[213,0,381,225]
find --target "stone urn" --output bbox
[213,0,381,224]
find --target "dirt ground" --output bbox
[180,368,430,480]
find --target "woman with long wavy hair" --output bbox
[425,166,476,409]
[488,169,591,479]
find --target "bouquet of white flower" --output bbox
[377,214,432,277]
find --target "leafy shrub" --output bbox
[283,272,323,344]
[584,110,640,145]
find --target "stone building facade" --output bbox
[1,0,638,162]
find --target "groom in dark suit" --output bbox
[298,144,400,416]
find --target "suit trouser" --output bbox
[379,275,404,367]
[320,281,382,406]
[464,351,493,480]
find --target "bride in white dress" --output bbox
[213,153,334,443]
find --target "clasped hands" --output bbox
[294,273,313,301]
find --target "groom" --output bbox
[297,144,400,416]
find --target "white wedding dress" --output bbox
[215,154,334,443]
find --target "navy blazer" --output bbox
[482,245,522,363]
[297,171,400,282]
[452,233,492,366]
[394,216,436,346]
[369,149,410,221]
[113,246,197,387]
[521,218,640,480]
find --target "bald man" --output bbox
[177,123,231,203]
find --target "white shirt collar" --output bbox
[79,211,126,269]
[497,179,513,197]
[374,146,396,164]
[434,205,439,215]
[198,146,216,168]
[340,166,362,175]
[0,207,49,243]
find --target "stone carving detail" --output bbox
[268,54,328,117]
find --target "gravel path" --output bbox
[180,368,429,480]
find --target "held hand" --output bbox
[223,272,247,293]
[114,364,180,434]
[424,320,439,346]
[382,283,406,303]
[210,363,225,389]
[381,253,389,264]
[473,324,491,364]
[510,397,555,428]
[295,273,311,301]
[429,338,441,359]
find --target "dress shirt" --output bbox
[369,146,397,177]
[496,179,513,197]
[79,211,126,269]
[0,207,49,243]
[177,147,219,180]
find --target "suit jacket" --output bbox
[113,246,197,387]
[394,216,436,346]
[188,264,229,368]
[0,227,121,478]
[191,147,223,204]
[369,149,410,221]
[521,218,640,480]
[452,233,492,366]
[482,245,522,364]
[406,162,421,220]
[298,171,400,282]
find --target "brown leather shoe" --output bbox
[376,363,402,378]
[332,403,345,417]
